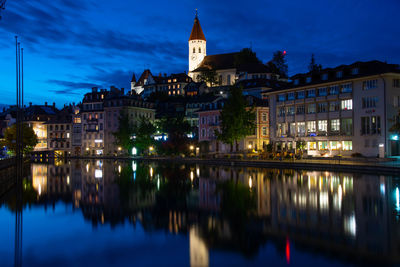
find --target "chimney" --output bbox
[45,102,48,106]
[29,102,32,107]
[159,73,162,77]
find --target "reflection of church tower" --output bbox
[188,10,206,76]
[189,226,209,267]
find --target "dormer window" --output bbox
[351,68,359,75]
[336,71,343,78]
[294,79,299,85]
[322,73,328,80]
[306,77,312,83]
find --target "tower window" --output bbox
[193,47,195,53]
[199,47,201,53]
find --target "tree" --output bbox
[158,116,192,155]
[266,50,288,78]
[133,117,156,154]
[308,54,322,73]
[389,111,400,134]
[198,67,218,86]
[216,86,256,152]
[1,123,38,155]
[113,112,134,154]
[234,48,261,66]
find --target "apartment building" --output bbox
[81,87,108,156]
[265,61,400,157]
[103,88,155,155]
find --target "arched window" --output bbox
[199,47,201,53]
[193,47,196,53]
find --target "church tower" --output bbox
[188,10,206,76]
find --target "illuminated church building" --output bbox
[187,13,273,86]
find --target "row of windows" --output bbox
[83,113,103,120]
[276,118,353,137]
[293,68,359,85]
[278,83,352,101]
[49,141,70,149]
[277,99,353,116]
[83,133,103,140]
[362,97,378,109]
[307,141,353,151]
[84,124,103,131]
[192,47,202,53]
[49,132,70,138]
[200,115,219,125]
[49,124,70,131]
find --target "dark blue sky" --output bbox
[0,0,399,106]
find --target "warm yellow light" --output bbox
[118,147,122,151]
[249,176,253,189]
[248,144,252,149]
[150,167,153,177]
[118,165,121,173]
[190,171,194,181]
[86,147,89,151]
[149,146,154,151]
[189,145,194,150]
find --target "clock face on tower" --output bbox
[191,54,197,61]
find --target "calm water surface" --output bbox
[1,159,400,267]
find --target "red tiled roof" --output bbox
[189,17,206,41]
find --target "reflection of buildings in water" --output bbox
[190,226,209,267]
[269,170,356,238]
[31,164,48,196]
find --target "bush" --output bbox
[351,152,363,158]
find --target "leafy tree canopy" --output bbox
[133,117,156,154]
[308,53,322,73]
[266,50,288,78]
[216,86,256,151]
[1,123,38,154]
[234,48,261,67]
[113,111,134,153]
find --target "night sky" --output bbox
[0,0,399,107]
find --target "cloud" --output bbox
[48,80,99,95]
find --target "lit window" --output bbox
[342,141,352,151]
[318,120,328,132]
[341,99,353,110]
[319,141,328,150]
[308,142,317,150]
[330,141,339,150]
[330,119,340,131]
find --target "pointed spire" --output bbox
[131,73,136,83]
[189,9,206,41]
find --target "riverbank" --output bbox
[63,155,400,175]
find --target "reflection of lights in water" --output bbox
[248,176,252,189]
[396,187,400,211]
[38,184,42,195]
[95,169,103,178]
[196,167,200,177]
[285,238,290,264]
[150,167,153,177]
[190,171,194,181]
[344,214,356,237]
[118,165,121,174]
[380,183,385,195]
[132,161,137,172]
[157,177,160,190]
[86,163,90,173]
[319,191,329,211]
[133,172,136,181]
[67,176,70,185]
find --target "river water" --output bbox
[0,159,399,266]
